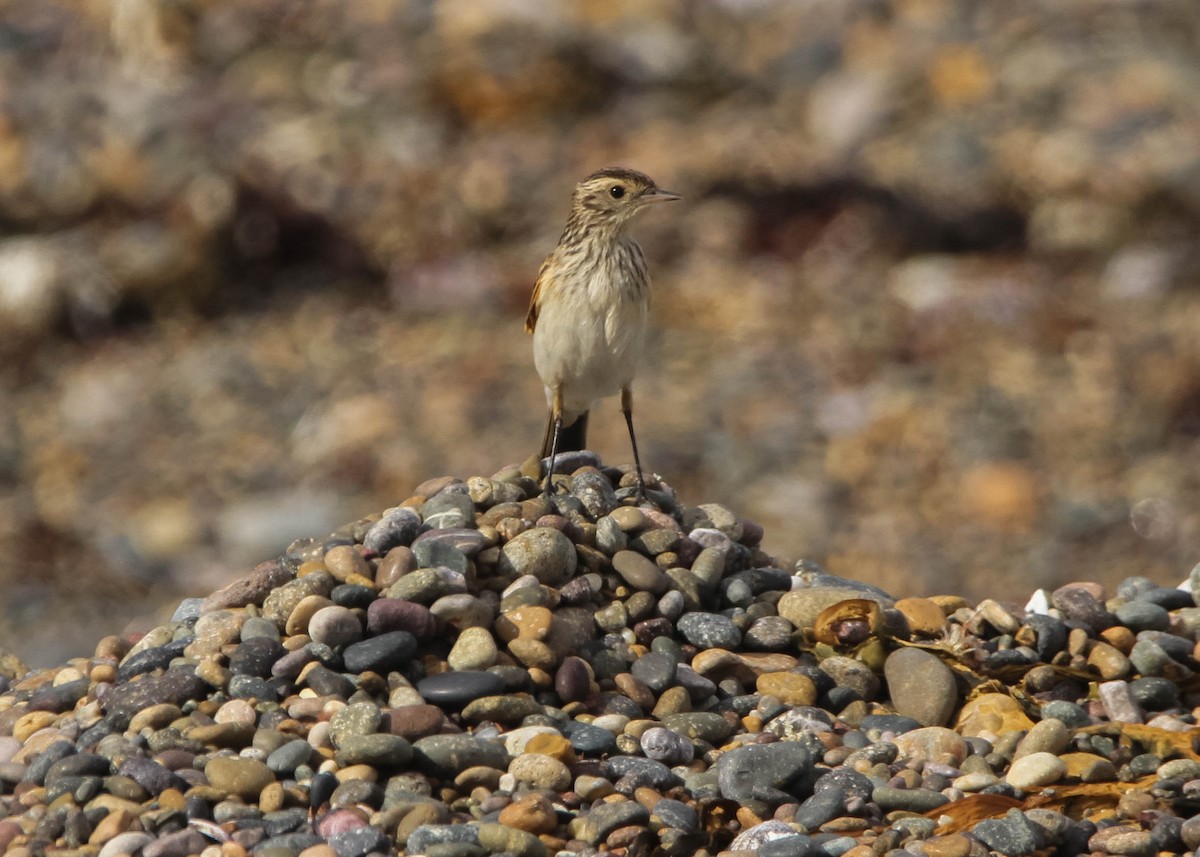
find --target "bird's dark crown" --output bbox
[579,167,657,187]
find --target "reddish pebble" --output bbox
[0,820,22,852]
[555,656,591,703]
[367,599,436,640]
[315,809,367,838]
[384,704,445,741]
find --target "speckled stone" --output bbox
[329,701,383,744]
[972,809,1042,857]
[384,704,445,741]
[753,671,815,707]
[462,694,544,724]
[447,626,498,670]
[385,567,467,603]
[507,752,571,791]
[102,666,209,723]
[676,612,742,648]
[498,527,577,586]
[412,734,509,780]
[573,800,650,845]
[328,824,389,857]
[412,539,470,575]
[202,559,294,613]
[429,594,494,630]
[334,734,413,768]
[476,822,549,857]
[717,741,812,803]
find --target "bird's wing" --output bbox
[525,255,554,334]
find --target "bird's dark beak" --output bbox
[641,187,681,203]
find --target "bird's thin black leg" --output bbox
[544,389,564,497]
[621,386,646,500]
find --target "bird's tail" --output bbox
[541,410,589,458]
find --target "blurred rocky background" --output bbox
[2,0,1200,665]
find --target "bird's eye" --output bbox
[609,186,625,199]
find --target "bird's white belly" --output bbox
[533,295,647,419]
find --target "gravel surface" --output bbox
[4,0,1200,663]
[1,459,1199,857]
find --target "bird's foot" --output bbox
[615,473,651,507]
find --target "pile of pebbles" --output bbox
[2,453,1200,857]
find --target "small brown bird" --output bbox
[525,167,680,496]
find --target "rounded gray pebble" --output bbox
[629,650,677,693]
[307,605,363,648]
[1040,700,1093,728]
[871,785,950,813]
[413,539,470,574]
[266,740,314,775]
[717,742,811,803]
[595,516,627,555]
[386,567,467,603]
[575,800,649,845]
[363,509,421,555]
[612,550,669,594]
[650,797,698,832]
[1115,600,1171,632]
[412,735,508,780]
[334,734,413,768]
[639,727,694,765]
[972,808,1042,856]
[328,825,390,857]
[884,647,956,727]
[420,493,474,530]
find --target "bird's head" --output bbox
[570,167,680,226]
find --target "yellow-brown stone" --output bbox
[755,671,817,706]
[1060,752,1117,782]
[494,606,553,642]
[894,597,949,637]
[955,693,1034,738]
[498,792,557,835]
[12,712,57,744]
[88,808,135,844]
[524,732,575,763]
